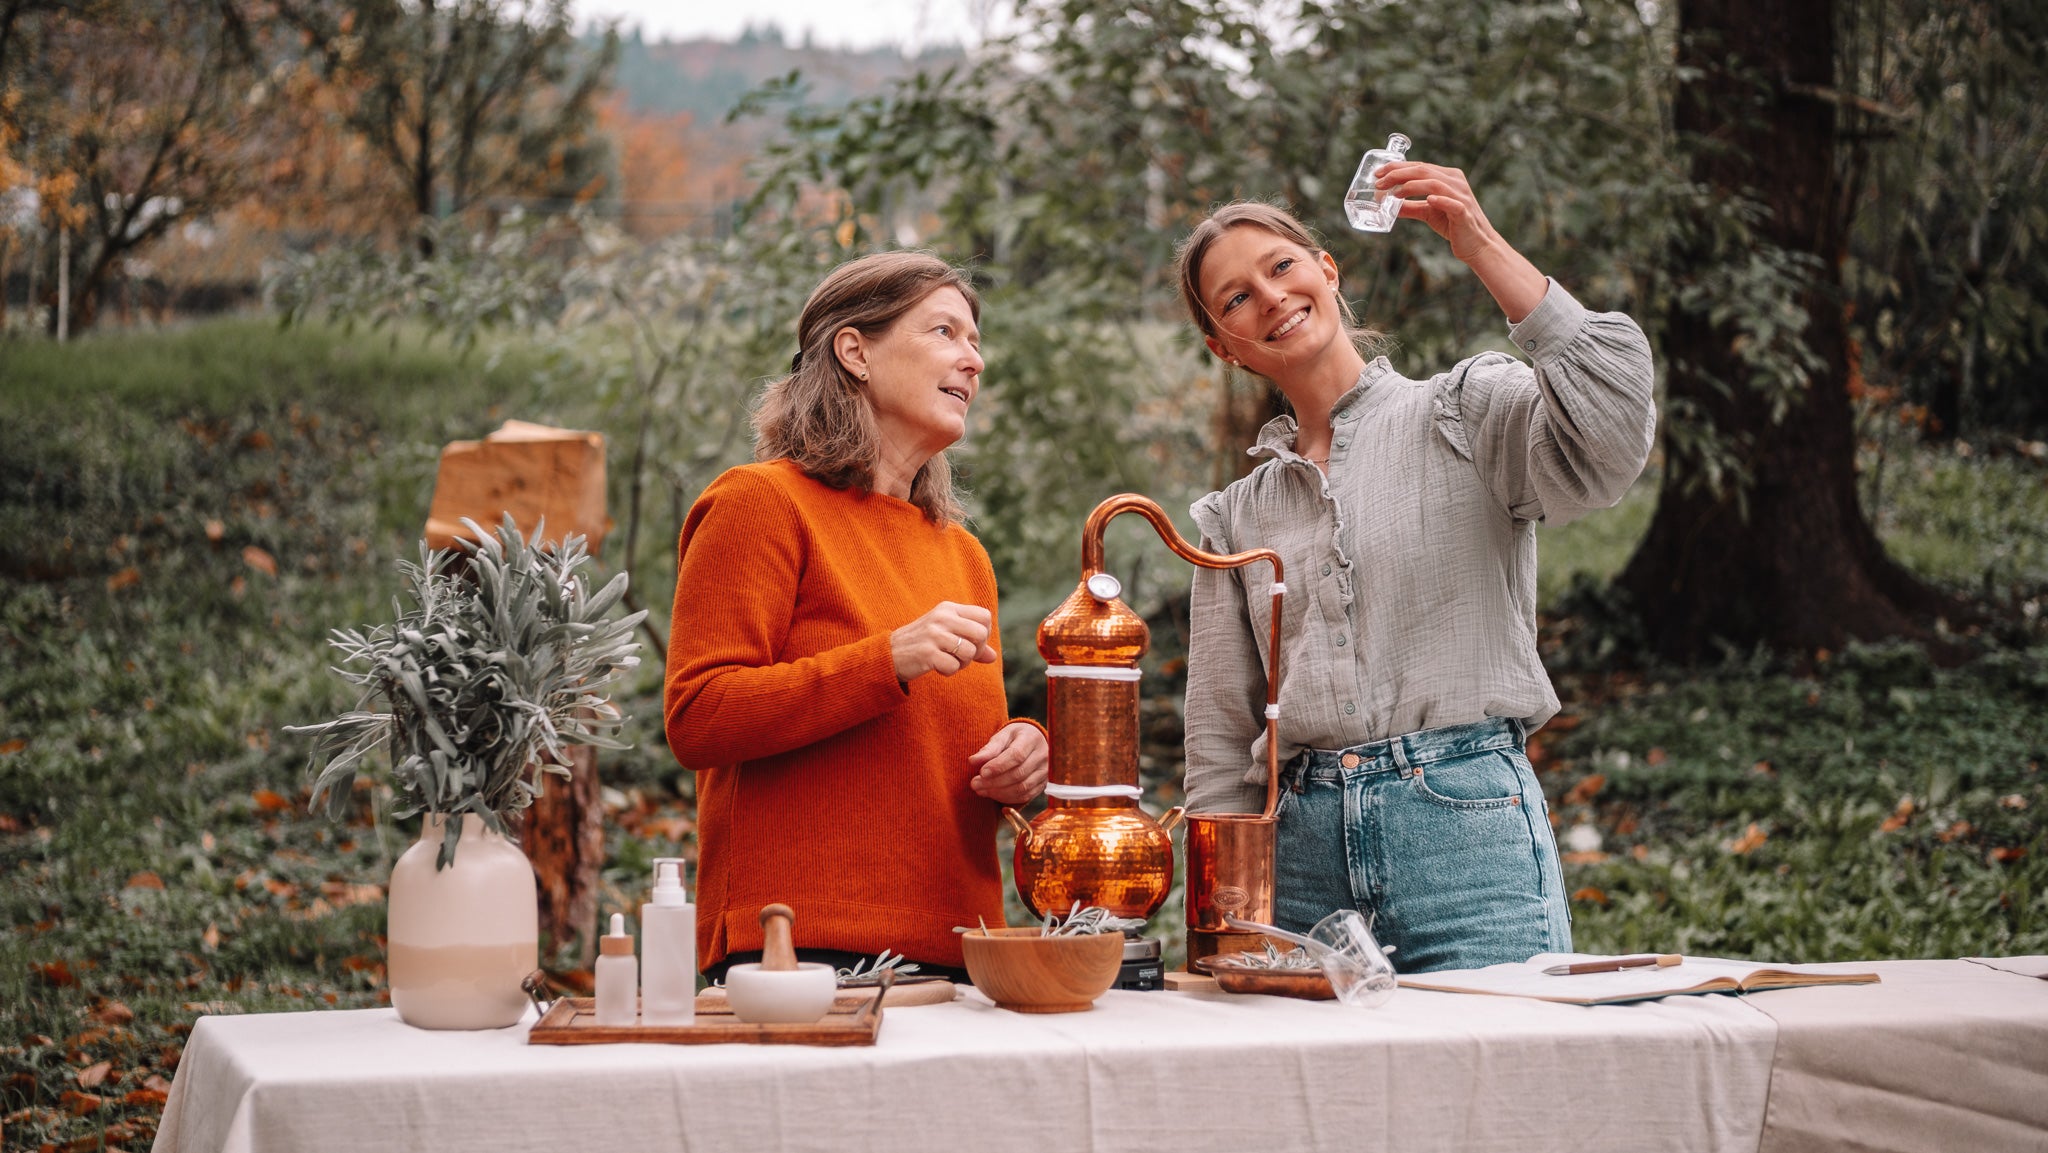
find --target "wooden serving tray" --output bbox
[529,988,885,1046]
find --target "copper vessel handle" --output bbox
[1080,495,1286,820]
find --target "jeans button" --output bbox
[1340,753,1360,769]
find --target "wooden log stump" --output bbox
[524,744,605,959]
[424,419,611,959]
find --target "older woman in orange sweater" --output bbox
[664,251,1048,982]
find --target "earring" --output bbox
[860,372,869,381]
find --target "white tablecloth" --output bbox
[150,959,2048,1153]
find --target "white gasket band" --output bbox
[1045,665,1142,681]
[1271,581,1287,595]
[1046,783,1144,801]
[1264,704,1280,719]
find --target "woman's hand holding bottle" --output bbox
[1373,160,1548,323]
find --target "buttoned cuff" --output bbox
[1504,278,1589,362]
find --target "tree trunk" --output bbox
[1618,0,1959,662]
[522,744,604,961]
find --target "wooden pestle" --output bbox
[759,903,798,971]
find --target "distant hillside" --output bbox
[601,26,968,123]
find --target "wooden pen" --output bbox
[1543,954,1682,976]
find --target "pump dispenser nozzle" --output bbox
[650,858,688,906]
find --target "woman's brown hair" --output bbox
[1174,201,1379,364]
[752,251,980,526]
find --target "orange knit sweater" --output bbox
[664,460,1018,971]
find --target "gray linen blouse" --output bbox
[1183,279,1657,814]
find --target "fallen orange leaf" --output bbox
[201,923,220,952]
[90,1000,133,1025]
[124,872,165,891]
[1879,797,1915,833]
[1562,851,1610,865]
[1563,773,1607,806]
[59,1089,103,1115]
[205,519,226,543]
[124,1087,170,1107]
[1991,847,2027,864]
[0,738,24,755]
[253,789,292,812]
[33,960,75,986]
[106,567,142,592]
[1727,823,1768,854]
[76,1061,111,1088]
[319,881,383,907]
[1645,747,1667,766]
[242,546,278,577]
[1571,886,1610,905]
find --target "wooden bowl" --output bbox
[1194,954,1336,1001]
[960,927,1125,1013]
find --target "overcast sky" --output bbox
[571,0,1004,53]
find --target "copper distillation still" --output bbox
[1002,494,1286,969]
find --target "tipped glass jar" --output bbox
[1344,133,1412,233]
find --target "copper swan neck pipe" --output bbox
[1079,495,1286,819]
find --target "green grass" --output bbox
[2,318,2045,1149]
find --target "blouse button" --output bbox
[1335,635,1347,647]
[1321,563,1332,576]
[1343,702,1356,716]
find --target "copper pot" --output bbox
[1003,496,1285,930]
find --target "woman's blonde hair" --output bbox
[752,251,980,526]
[1173,201,1381,365]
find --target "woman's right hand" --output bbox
[891,601,998,683]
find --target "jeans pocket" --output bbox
[1408,750,1524,810]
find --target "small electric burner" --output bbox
[1116,932,1164,991]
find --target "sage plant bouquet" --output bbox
[291,515,646,868]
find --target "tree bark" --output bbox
[522,745,604,960]
[1618,0,1960,662]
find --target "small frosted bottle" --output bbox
[593,913,638,1026]
[1344,133,1412,232]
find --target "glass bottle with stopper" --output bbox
[1344,133,1412,233]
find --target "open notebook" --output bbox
[1397,953,1881,1006]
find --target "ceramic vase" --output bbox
[386,813,538,1030]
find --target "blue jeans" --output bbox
[1273,717,1571,973]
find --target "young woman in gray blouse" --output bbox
[1174,170,1656,972]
